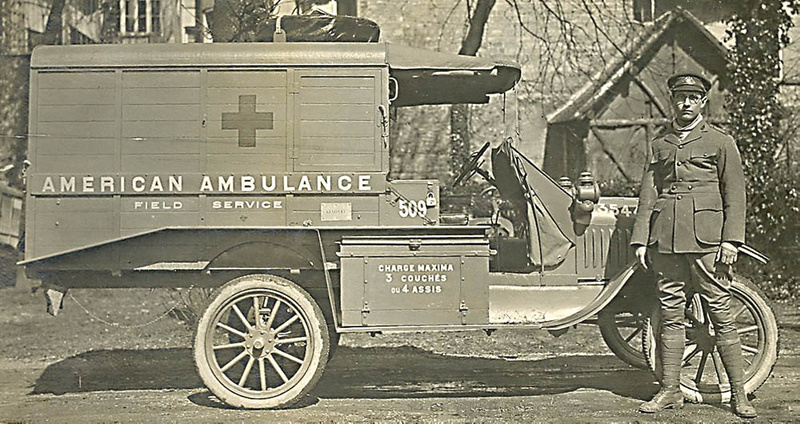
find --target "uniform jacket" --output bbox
[631,120,746,253]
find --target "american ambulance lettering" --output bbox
[39,174,373,194]
[41,175,184,193]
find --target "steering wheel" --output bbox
[452,141,491,187]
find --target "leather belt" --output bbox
[659,181,719,194]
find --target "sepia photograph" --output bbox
[0,0,798,422]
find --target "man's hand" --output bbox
[716,242,738,265]
[635,245,648,269]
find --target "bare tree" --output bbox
[446,1,642,173]
[41,0,67,45]
[450,0,496,179]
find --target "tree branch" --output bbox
[459,0,496,55]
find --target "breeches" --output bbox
[648,249,737,335]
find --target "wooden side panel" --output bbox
[119,196,201,235]
[120,71,202,173]
[203,196,288,226]
[25,66,390,263]
[206,70,289,173]
[31,197,116,258]
[288,196,380,226]
[34,72,117,174]
[339,238,491,327]
[294,70,383,172]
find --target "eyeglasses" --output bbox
[672,93,706,105]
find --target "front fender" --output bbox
[542,261,641,330]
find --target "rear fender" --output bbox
[205,230,340,329]
[205,230,324,271]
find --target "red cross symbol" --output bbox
[222,95,274,148]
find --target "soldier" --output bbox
[631,73,756,418]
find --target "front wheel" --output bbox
[643,275,779,403]
[598,310,648,369]
[194,274,329,409]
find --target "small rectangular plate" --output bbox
[320,202,352,221]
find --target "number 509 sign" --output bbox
[398,199,428,218]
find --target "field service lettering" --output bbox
[134,201,183,210]
[39,174,373,194]
[212,200,283,210]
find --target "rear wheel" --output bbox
[194,274,329,409]
[643,275,779,403]
[598,310,648,369]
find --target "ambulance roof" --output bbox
[31,42,521,106]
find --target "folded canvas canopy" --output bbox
[387,44,521,106]
[31,42,521,107]
[251,12,381,43]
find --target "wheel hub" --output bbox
[245,329,276,357]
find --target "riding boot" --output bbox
[717,330,757,418]
[639,329,685,413]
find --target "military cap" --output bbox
[667,73,711,93]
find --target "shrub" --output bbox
[726,1,800,302]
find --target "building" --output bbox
[543,9,730,184]
[0,0,212,54]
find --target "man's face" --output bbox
[671,90,707,124]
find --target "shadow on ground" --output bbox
[32,348,202,395]
[33,345,657,403]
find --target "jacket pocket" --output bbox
[693,195,723,244]
[689,146,718,169]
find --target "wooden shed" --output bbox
[543,9,729,186]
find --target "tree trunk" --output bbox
[450,0,495,180]
[42,0,66,45]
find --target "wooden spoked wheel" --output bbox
[194,274,329,409]
[598,310,648,369]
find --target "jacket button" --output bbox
[677,161,683,166]
[688,185,693,190]
[679,145,684,149]
[678,178,684,182]
[677,195,683,200]
[671,185,677,191]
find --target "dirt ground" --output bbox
[0,287,798,423]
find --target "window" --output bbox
[120,0,161,34]
[151,0,161,33]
